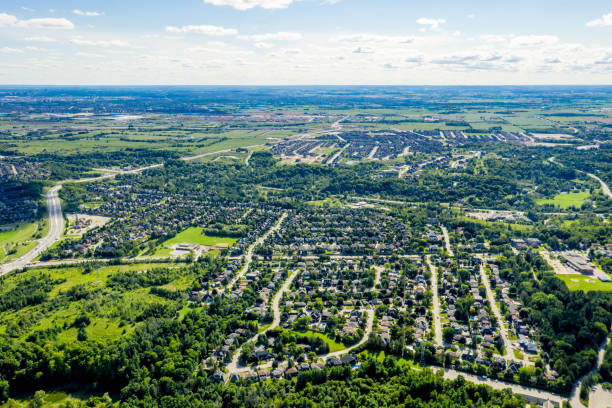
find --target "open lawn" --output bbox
[536,191,590,209]
[152,227,237,256]
[0,220,47,264]
[289,329,346,353]
[557,274,612,292]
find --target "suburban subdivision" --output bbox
[0,86,611,408]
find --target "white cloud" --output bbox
[0,13,74,29]
[73,10,103,17]
[416,17,445,31]
[239,31,302,41]
[166,25,238,36]
[405,56,424,64]
[0,47,24,54]
[0,13,20,27]
[353,46,374,54]
[281,48,301,55]
[203,0,295,10]
[76,52,106,58]
[586,12,612,27]
[335,34,414,44]
[255,42,274,48]
[71,38,131,47]
[509,35,558,48]
[20,18,74,29]
[24,36,56,42]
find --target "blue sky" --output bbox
[0,0,611,84]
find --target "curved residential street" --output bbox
[325,309,374,358]
[442,367,564,405]
[1,185,64,276]
[227,269,299,374]
[227,308,375,376]
[220,212,287,294]
[568,336,610,408]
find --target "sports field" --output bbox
[536,191,590,209]
[557,274,612,292]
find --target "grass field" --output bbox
[290,329,346,352]
[307,197,344,208]
[0,390,113,408]
[159,227,237,247]
[557,274,612,292]
[0,220,47,264]
[0,262,187,345]
[536,191,590,209]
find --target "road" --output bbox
[587,173,612,199]
[373,265,383,288]
[245,150,253,166]
[220,212,288,294]
[181,144,268,162]
[568,336,610,408]
[1,185,64,276]
[426,255,443,347]
[324,308,374,358]
[0,143,290,278]
[227,269,299,374]
[549,156,611,199]
[441,225,454,257]
[441,367,564,405]
[331,115,349,131]
[479,262,513,359]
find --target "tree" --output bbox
[27,391,45,408]
[0,381,8,404]
[443,326,455,344]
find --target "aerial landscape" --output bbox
[0,1,612,408]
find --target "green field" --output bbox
[0,220,47,264]
[535,191,590,209]
[0,390,112,408]
[161,227,237,247]
[290,329,347,353]
[557,274,612,292]
[153,227,237,256]
[0,262,188,345]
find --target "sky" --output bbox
[0,0,611,85]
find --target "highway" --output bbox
[1,185,64,276]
